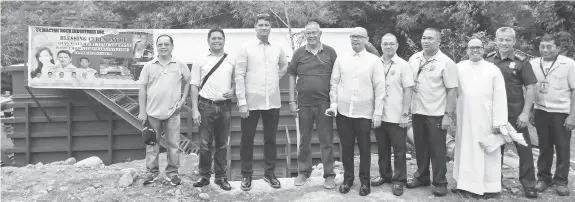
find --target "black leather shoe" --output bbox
[264,174,281,188]
[406,178,430,189]
[392,184,404,196]
[524,187,538,198]
[339,179,353,194]
[432,185,448,196]
[193,177,210,187]
[240,177,252,191]
[359,184,371,196]
[215,178,232,191]
[535,181,550,192]
[370,177,391,187]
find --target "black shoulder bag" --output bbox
[199,53,228,90]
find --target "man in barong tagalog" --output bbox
[452,38,508,199]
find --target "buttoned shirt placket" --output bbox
[263,42,270,109]
[349,52,362,117]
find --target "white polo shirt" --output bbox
[382,55,415,123]
[408,50,458,116]
[190,52,236,101]
[531,55,575,113]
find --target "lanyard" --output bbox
[539,55,559,79]
[382,59,394,77]
[416,58,434,79]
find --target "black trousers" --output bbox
[374,122,407,185]
[240,108,280,177]
[500,116,536,188]
[336,113,372,184]
[411,114,447,186]
[533,109,571,186]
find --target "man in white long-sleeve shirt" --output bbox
[325,27,386,197]
[235,13,289,191]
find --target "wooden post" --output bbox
[108,112,114,165]
[67,102,72,157]
[25,103,30,165]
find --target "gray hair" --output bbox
[496,27,516,39]
[305,21,321,30]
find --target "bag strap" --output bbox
[200,53,228,90]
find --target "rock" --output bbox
[85,187,96,192]
[121,168,137,177]
[510,187,521,195]
[93,183,103,188]
[175,189,182,197]
[166,189,175,196]
[406,154,412,160]
[310,169,323,177]
[316,163,323,170]
[196,187,202,193]
[118,173,134,187]
[35,162,44,167]
[25,164,34,169]
[199,193,209,200]
[4,170,13,175]
[50,161,63,165]
[179,153,199,176]
[59,186,69,192]
[74,156,103,168]
[64,157,76,165]
[47,185,55,191]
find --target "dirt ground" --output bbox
[2,149,574,202]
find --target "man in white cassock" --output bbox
[453,38,508,199]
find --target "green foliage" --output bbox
[2,1,574,66]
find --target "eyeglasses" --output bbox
[350,35,367,39]
[381,43,397,47]
[539,44,557,50]
[467,46,483,51]
[305,31,319,36]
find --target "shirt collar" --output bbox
[207,51,226,57]
[257,39,271,45]
[305,43,324,53]
[496,49,515,60]
[416,50,442,61]
[381,54,400,64]
[151,56,176,64]
[353,49,367,57]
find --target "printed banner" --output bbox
[28,26,154,89]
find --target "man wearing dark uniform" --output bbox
[484,27,538,198]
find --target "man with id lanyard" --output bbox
[406,28,458,197]
[484,27,538,198]
[530,33,575,197]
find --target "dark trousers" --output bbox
[411,114,447,186]
[297,101,335,178]
[336,113,372,184]
[534,109,572,186]
[374,122,407,185]
[197,97,231,179]
[500,116,536,188]
[240,108,280,177]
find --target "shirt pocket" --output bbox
[550,68,568,89]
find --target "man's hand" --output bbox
[175,99,185,109]
[399,116,409,128]
[372,115,382,128]
[138,112,147,122]
[325,107,337,117]
[239,105,250,119]
[517,112,530,128]
[492,126,502,134]
[564,115,575,130]
[222,90,235,99]
[289,102,298,117]
[441,115,452,130]
[192,108,201,125]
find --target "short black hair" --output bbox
[255,13,272,25]
[540,33,560,47]
[156,34,174,45]
[79,57,90,62]
[207,28,225,39]
[57,50,72,57]
[424,28,442,41]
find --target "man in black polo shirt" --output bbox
[484,27,538,198]
[288,21,338,189]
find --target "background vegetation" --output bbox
[2,1,574,67]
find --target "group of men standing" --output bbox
[136,13,574,199]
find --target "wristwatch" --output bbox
[401,112,409,117]
[445,111,454,117]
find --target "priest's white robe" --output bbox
[453,59,508,195]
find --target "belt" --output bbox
[199,96,229,105]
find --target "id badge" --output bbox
[539,81,549,94]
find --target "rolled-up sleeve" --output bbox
[180,62,191,83]
[568,61,575,89]
[372,58,386,117]
[278,48,288,79]
[287,50,299,76]
[329,58,341,109]
[139,63,150,85]
[190,61,201,87]
[401,62,415,87]
[443,60,458,88]
[235,45,248,106]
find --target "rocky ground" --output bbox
[1,149,575,202]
